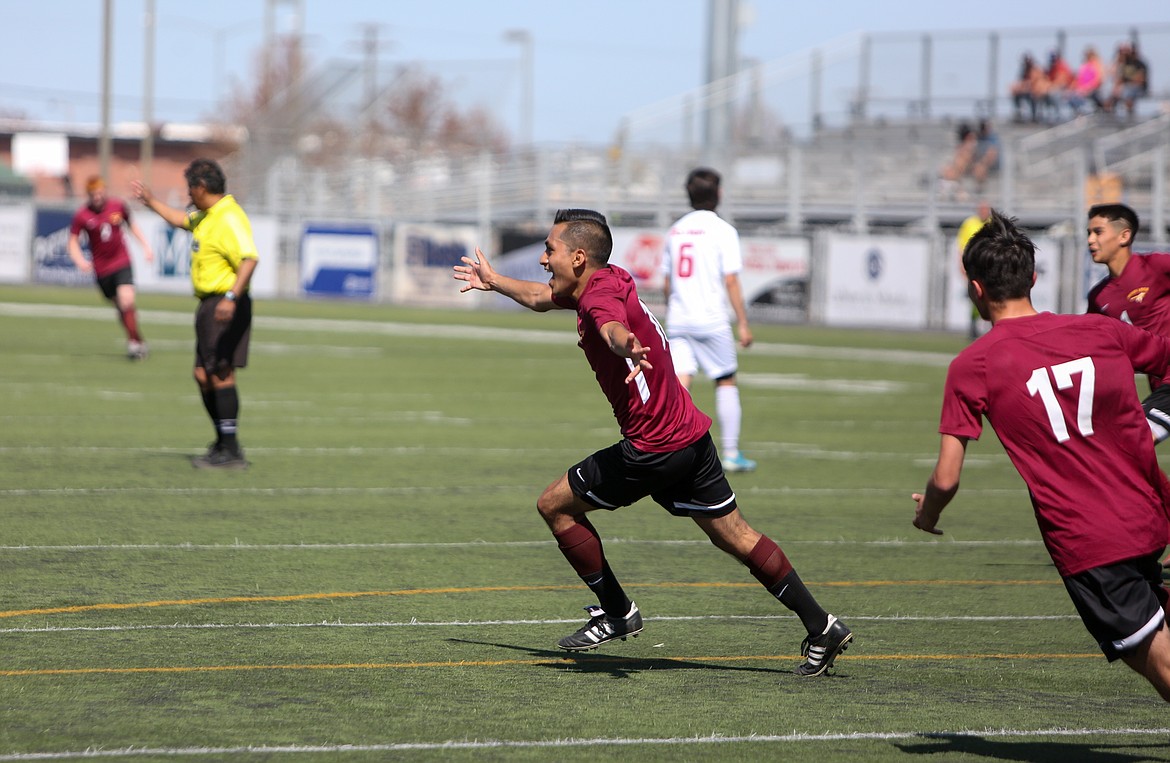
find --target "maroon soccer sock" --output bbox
[119,308,142,343]
[748,534,828,634]
[553,520,631,616]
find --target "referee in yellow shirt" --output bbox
[134,159,258,469]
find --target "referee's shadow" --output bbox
[446,637,825,680]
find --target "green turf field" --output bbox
[1,284,1168,762]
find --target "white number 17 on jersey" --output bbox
[1026,357,1096,443]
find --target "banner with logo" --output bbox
[391,223,480,308]
[822,234,929,329]
[0,205,33,283]
[300,224,378,299]
[946,235,1062,331]
[32,208,90,287]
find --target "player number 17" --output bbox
[1025,357,1096,443]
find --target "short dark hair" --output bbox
[553,209,613,264]
[1088,203,1139,240]
[184,158,226,195]
[962,209,1035,302]
[686,167,721,210]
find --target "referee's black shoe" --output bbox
[192,443,249,470]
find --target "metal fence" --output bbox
[230,22,1170,243]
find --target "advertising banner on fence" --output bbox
[300,224,378,299]
[823,234,929,329]
[34,211,278,298]
[33,208,91,287]
[945,235,1061,331]
[0,205,33,283]
[491,228,810,318]
[392,223,479,307]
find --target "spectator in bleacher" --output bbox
[1105,42,1149,121]
[1067,46,1105,116]
[940,120,999,200]
[1041,49,1075,122]
[1010,53,1046,124]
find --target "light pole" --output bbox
[503,29,533,147]
[99,0,113,182]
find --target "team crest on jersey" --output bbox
[1127,286,1150,303]
[110,213,123,225]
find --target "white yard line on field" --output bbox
[0,727,1165,760]
[0,302,957,366]
[0,613,1079,636]
[0,537,1041,552]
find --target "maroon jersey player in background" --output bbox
[455,208,853,676]
[68,175,154,359]
[914,208,1170,701]
[1086,203,1170,445]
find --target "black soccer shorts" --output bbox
[96,266,134,300]
[567,432,737,518]
[1062,551,1169,661]
[1142,385,1170,443]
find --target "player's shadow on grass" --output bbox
[447,637,811,680]
[894,735,1166,762]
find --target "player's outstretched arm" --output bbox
[599,321,654,382]
[453,248,557,312]
[131,180,188,229]
[912,434,968,535]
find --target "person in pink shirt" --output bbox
[455,208,853,676]
[1067,46,1104,116]
[913,209,1170,701]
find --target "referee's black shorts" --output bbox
[567,432,737,518]
[195,293,252,374]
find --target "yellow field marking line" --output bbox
[0,652,1102,678]
[0,580,1061,620]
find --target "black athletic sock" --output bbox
[201,388,220,444]
[214,386,240,451]
[769,570,829,635]
[584,560,632,619]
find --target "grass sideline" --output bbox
[1,283,1168,762]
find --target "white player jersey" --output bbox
[661,209,743,332]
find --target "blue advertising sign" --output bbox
[32,208,89,286]
[300,224,378,299]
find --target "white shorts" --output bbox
[669,324,738,380]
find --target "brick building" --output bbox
[0,119,243,206]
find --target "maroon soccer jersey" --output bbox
[939,312,1170,576]
[1087,252,1170,388]
[70,199,133,277]
[558,266,711,452]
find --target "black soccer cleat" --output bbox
[192,443,249,471]
[796,614,853,676]
[557,603,643,651]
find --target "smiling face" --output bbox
[1087,214,1132,268]
[541,222,587,299]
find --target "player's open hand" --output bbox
[130,180,150,204]
[911,493,944,535]
[454,248,494,293]
[624,333,653,383]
